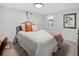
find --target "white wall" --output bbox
[0,5,78,43]
[29,14,44,29]
[42,9,79,43]
[0,6,43,41]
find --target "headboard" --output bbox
[16,25,22,34]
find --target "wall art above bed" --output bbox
[63,13,76,29]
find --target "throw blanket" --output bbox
[48,32,64,48]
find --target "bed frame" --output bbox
[16,25,22,34]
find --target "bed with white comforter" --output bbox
[17,30,58,56]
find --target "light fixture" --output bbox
[34,3,44,8]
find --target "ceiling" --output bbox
[0,3,79,15]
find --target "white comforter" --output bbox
[17,30,58,56]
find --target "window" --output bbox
[48,20,54,27]
[46,15,55,27]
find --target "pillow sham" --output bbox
[32,24,39,32]
[25,23,32,32]
[21,22,39,32]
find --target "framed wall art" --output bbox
[63,13,76,29]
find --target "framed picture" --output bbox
[63,13,76,29]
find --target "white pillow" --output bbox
[21,24,25,31]
[32,24,39,32]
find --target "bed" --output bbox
[16,24,64,56]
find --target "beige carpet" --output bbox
[54,40,77,56]
[1,40,77,56]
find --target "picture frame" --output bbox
[63,13,76,29]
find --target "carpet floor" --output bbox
[1,40,77,56]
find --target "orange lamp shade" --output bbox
[25,23,32,32]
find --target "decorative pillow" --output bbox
[25,23,32,32]
[21,22,39,32]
